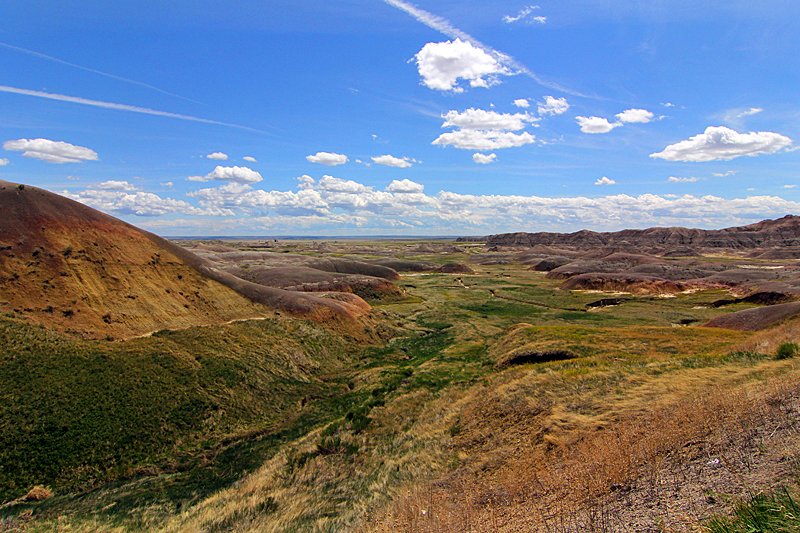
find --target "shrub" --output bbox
[775,342,799,360]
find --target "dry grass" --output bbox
[362,360,800,533]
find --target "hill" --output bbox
[0,180,370,339]
[475,215,800,255]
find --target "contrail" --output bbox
[0,42,205,105]
[0,85,266,133]
[381,0,588,97]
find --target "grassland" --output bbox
[1,243,799,532]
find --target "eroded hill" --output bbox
[0,180,374,339]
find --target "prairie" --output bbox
[2,238,799,533]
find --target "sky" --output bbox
[1,0,799,236]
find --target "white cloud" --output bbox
[615,108,654,123]
[172,171,800,234]
[243,156,257,162]
[538,96,569,116]
[306,152,349,166]
[513,99,530,108]
[3,138,98,164]
[503,5,543,24]
[668,176,699,183]
[532,16,546,23]
[95,180,140,191]
[576,116,622,134]
[187,165,263,184]
[161,182,174,188]
[737,107,763,118]
[414,38,509,92]
[296,175,315,189]
[473,153,497,164]
[713,171,737,177]
[372,155,414,168]
[206,152,228,160]
[433,129,536,150]
[0,85,262,133]
[783,184,797,189]
[595,177,615,185]
[661,102,675,107]
[0,158,8,166]
[650,126,793,162]
[442,108,537,131]
[317,175,372,194]
[386,179,425,193]
[63,188,231,217]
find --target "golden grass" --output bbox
[362,359,800,533]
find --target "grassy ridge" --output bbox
[0,315,356,505]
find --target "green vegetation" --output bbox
[704,488,800,533]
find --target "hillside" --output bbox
[0,180,371,339]
[477,215,800,256]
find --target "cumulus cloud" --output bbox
[206,152,228,160]
[668,176,700,183]
[0,158,8,166]
[95,180,140,191]
[160,182,174,188]
[538,96,569,116]
[783,184,797,189]
[187,165,263,184]
[243,156,257,162]
[63,187,231,217]
[576,116,622,134]
[595,177,615,185]
[713,171,736,177]
[306,152,349,166]
[661,102,675,107]
[473,153,497,164]
[175,171,800,234]
[386,179,425,193]
[616,108,654,123]
[372,155,414,168]
[513,99,530,108]
[442,108,537,131]
[650,126,793,162]
[296,175,316,189]
[415,38,509,92]
[317,175,372,194]
[3,138,98,164]
[433,130,536,150]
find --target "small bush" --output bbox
[775,342,799,360]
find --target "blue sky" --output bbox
[1,0,799,236]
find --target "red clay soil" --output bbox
[0,180,370,338]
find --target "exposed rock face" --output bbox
[484,215,800,253]
[560,273,686,294]
[222,265,403,300]
[0,180,370,339]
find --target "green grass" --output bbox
[0,315,358,508]
[704,487,800,533]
